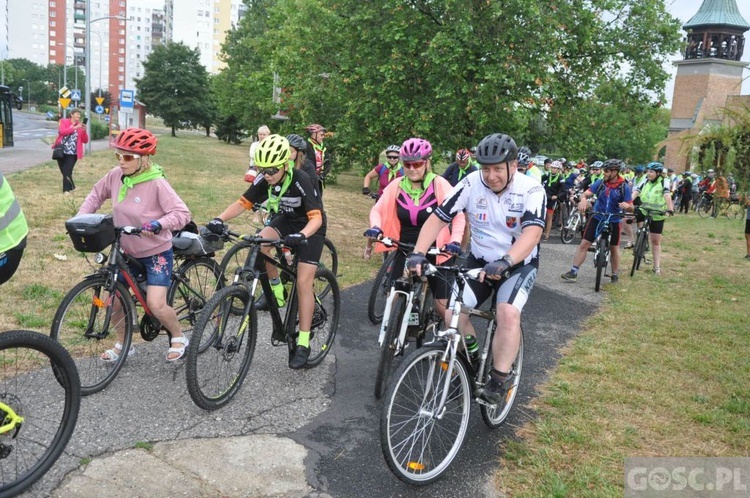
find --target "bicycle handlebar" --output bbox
[375,237,445,256]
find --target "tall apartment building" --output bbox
[4,0,244,99]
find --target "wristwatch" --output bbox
[501,254,515,266]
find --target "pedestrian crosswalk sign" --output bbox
[71,90,81,101]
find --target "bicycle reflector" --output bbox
[408,461,426,471]
[94,252,107,264]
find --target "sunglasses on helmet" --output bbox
[115,152,141,162]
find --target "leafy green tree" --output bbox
[216,0,682,171]
[136,42,211,136]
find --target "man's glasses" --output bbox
[259,167,282,176]
[403,160,427,170]
[386,155,400,160]
[115,152,140,162]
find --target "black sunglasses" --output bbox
[260,167,282,176]
[386,155,400,160]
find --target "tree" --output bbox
[136,42,212,136]
[216,0,682,171]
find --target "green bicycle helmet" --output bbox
[254,134,291,168]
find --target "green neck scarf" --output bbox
[119,163,166,202]
[400,172,436,206]
[267,169,293,214]
[457,164,472,182]
[387,162,401,182]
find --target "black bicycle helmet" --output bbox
[601,158,622,171]
[475,133,518,165]
[286,133,307,152]
[517,146,532,166]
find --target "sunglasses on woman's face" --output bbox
[403,160,427,170]
[386,155,400,160]
[260,167,282,176]
[115,152,141,162]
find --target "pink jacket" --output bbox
[370,175,465,264]
[78,166,191,258]
[54,118,90,160]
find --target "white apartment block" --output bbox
[3,0,245,97]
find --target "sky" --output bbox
[664,0,750,106]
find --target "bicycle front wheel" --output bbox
[305,268,340,367]
[561,211,580,244]
[697,199,711,218]
[481,328,524,428]
[594,238,606,292]
[380,346,471,485]
[368,251,396,324]
[631,229,647,277]
[374,294,406,399]
[167,258,223,340]
[0,330,81,497]
[50,277,135,396]
[185,285,257,410]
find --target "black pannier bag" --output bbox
[65,213,116,253]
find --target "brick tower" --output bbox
[663,0,749,171]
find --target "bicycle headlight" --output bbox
[94,252,107,264]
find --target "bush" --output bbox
[89,120,109,140]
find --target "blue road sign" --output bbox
[105,115,110,123]
[95,105,104,114]
[71,89,81,101]
[120,89,135,110]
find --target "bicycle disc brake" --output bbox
[139,315,162,341]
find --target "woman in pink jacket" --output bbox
[365,137,466,319]
[54,109,89,193]
[78,128,192,362]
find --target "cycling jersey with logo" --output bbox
[435,170,546,266]
[396,181,439,244]
[242,169,325,230]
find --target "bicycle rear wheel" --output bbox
[374,294,406,399]
[50,277,135,396]
[316,238,339,299]
[0,330,81,497]
[368,250,397,324]
[481,327,524,428]
[380,346,471,485]
[305,268,340,367]
[725,202,743,220]
[167,258,223,344]
[185,285,257,410]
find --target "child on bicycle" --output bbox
[77,128,192,362]
[207,134,326,369]
[365,138,465,321]
[407,133,545,405]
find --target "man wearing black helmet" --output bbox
[561,159,633,283]
[407,133,546,406]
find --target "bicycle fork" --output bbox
[377,287,415,353]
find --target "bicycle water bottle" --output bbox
[282,247,294,266]
[465,334,479,364]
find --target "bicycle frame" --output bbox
[0,402,23,436]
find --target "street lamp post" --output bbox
[85,14,128,155]
[91,31,103,99]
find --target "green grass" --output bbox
[134,441,154,451]
[497,213,750,497]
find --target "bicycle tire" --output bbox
[725,202,742,220]
[480,327,524,428]
[697,199,711,218]
[368,250,397,324]
[218,240,261,314]
[561,211,580,244]
[167,258,223,348]
[0,330,81,498]
[185,285,257,410]
[380,345,471,485]
[631,229,647,277]
[320,237,339,278]
[304,268,340,367]
[374,294,406,400]
[50,277,135,396]
[594,238,605,292]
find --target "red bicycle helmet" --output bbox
[456,149,471,162]
[305,123,326,134]
[113,128,158,156]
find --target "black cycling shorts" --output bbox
[634,211,666,235]
[388,250,454,300]
[268,216,326,266]
[582,217,621,246]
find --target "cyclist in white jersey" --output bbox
[408,133,546,405]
